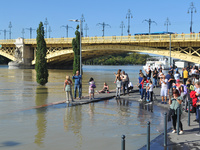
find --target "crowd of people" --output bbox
[64,65,200,136]
[138,64,200,136]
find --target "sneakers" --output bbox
[196,132,200,136]
[164,102,167,104]
[172,130,176,133]
[161,102,164,104]
[179,131,184,135]
[138,99,143,101]
[66,101,69,103]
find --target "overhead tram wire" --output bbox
[164,17,171,32]
[26,27,36,39]
[142,19,157,34]
[120,21,125,36]
[84,24,89,37]
[96,22,111,37]
[61,25,73,38]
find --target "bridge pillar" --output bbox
[8,37,34,69]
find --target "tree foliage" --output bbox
[84,52,150,65]
[35,22,48,85]
[72,25,81,75]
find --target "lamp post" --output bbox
[188,2,196,33]
[69,19,82,75]
[8,22,12,39]
[126,9,133,35]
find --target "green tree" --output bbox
[72,25,81,75]
[35,22,48,85]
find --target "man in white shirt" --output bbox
[160,75,168,104]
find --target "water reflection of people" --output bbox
[34,86,48,146]
[64,106,83,148]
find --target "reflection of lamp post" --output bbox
[187,2,196,33]
[69,19,82,75]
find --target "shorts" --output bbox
[160,88,168,97]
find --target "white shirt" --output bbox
[161,79,168,89]
[149,84,154,92]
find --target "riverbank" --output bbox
[48,87,200,149]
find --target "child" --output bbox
[89,77,96,100]
[64,75,74,103]
[114,73,122,99]
[140,76,148,101]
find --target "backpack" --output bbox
[91,84,96,88]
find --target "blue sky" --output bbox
[0,0,200,39]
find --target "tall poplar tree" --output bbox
[72,25,80,75]
[35,22,48,85]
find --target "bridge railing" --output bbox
[1,33,200,45]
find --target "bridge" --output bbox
[0,33,200,68]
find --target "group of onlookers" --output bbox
[139,64,200,136]
[114,69,133,98]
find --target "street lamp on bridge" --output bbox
[164,17,171,32]
[69,19,82,76]
[126,9,133,35]
[188,2,196,33]
[61,25,73,38]
[8,22,12,39]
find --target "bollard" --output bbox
[177,107,180,135]
[121,135,125,150]
[147,121,150,150]
[164,112,167,146]
[188,100,190,126]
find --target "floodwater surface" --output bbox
[0,65,168,150]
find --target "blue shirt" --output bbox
[72,75,82,85]
[138,77,143,84]
[165,74,171,88]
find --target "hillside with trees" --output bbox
[84,52,150,65]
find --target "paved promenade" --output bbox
[34,86,200,149]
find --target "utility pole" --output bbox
[61,25,73,38]
[126,9,133,35]
[21,28,25,38]
[142,19,157,34]
[26,27,36,39]
[84,23,89,37]
[0,29,9,39]
[44,17,49,38]
[120,21,125,36]
[8,22,12,39]
[96,22,111,37]
[80,14,85,37]
[188,2,197,33]
[48,26,52,38]
[164,17,171,32]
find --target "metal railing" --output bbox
[1,33,200,45]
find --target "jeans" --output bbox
[74,84,81,98]
[141,88,147,100]
[66,91,73,101]
[147,91,150,100]
[116,87,121,97]
[196,107,200,130]
[172,115,183,131]
[153,78,157,87]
